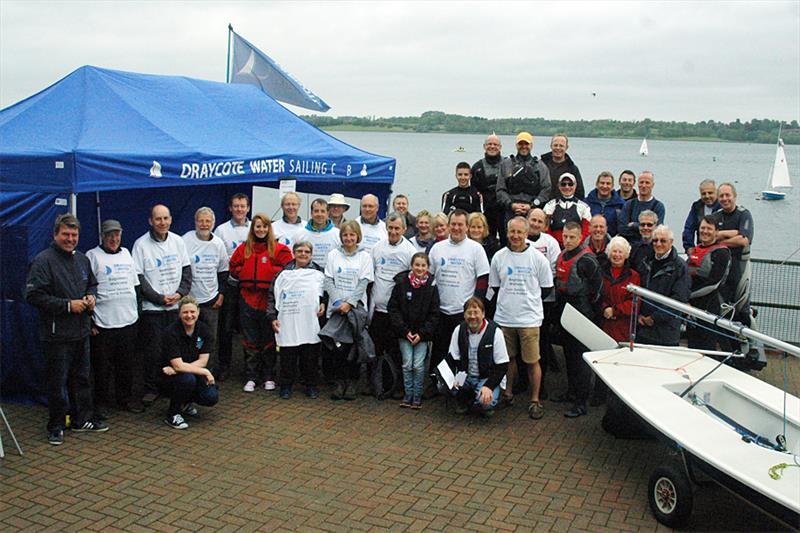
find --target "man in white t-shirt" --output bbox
[428,209,491,393]
[183,207,229,372]
[132,204,192,404]
[368,212,416,398]
[490,216,553,420]
[272,192,305,248]
[297,198,341,270]
[212,192,251,381]
[355,194,387,253]
[527,207,562,391]
[87,219,143,414]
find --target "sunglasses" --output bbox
[559,181,575,187]
[640,222,655,227]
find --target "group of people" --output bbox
[26,130,754,446]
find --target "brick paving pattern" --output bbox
[1,349,796,532]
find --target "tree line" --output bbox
[302,111,800,145]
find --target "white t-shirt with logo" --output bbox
[324,247,374,316]
[528,233,560,303]
[132,231,191,311]
[214,219,250,259]
[272,218,306,249]
[182,231,229,305]
[273,267,325,347]
[297,226,340,269]
[489,245,554,328]
[86,246,139,329]
[355,216,387,253]
[428,238,490,315]
[371,237,417,313]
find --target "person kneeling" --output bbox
[160,296,219,429]
[441,297,509,418]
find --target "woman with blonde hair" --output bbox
[467,212,500,264]
[229,213,293,393]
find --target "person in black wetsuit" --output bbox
[472,134,504,242]
[541,133,586,200]
[442,162,483,215]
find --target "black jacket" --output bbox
[444,320,508,391]
[541,152,586,199]
[387,270,440,340]
[471,154,503,211]
[638,248,690,346]
[25,242,98,342]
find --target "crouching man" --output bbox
[160,296,219,429]
[442,297,509,418]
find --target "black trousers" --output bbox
[91,323,137,407]
[329,344,360,381]
[431,312,463,373]
[138,310,178,395]
[43,338,94,431]
[217,283,240,370]
[159,373,219,416]
[278,344,320,387]
[563,332,591,405]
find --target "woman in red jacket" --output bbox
[600,235,641,343]
[229,213,293,392]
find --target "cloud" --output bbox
[1,0,798,122]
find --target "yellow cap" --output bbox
[516,132,533,145]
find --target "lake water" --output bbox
[329,131,800,261]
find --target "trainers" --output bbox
[264,380,277,391]
[279,385,292,399]
[71,420,109,433]
[411,397,422,410]
[528,401,545,420]
[305,387,320,399]
[181,403,198,417]
[164,414,189,430]
[243,380,256,392]
[400,395,412,408]
[48,429,64,445]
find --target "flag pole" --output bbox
[226,23,233,83]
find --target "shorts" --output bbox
[501,326,540,364]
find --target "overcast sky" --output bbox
[1,1,798,123]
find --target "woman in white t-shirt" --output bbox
[323,221,374,401]
[268,240,325,400]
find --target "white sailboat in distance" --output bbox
[639,138,649,157]
[761,130,792,200]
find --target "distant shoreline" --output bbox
[317,125,733,144]
[303,111,800,146]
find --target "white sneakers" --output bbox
[244,380,276,392]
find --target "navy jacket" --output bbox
[682,198,721,252]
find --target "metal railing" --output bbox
[750,258,800,345]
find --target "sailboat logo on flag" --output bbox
[149,161,162,178]
[230,30,330,113]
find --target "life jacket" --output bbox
[456,320,498,379]
[687,243,730,299]
[556,246,596,296]
[549,200,581,231]
[505,155,544,197]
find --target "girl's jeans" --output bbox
[399,338,427,398]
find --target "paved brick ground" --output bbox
[1,348,796,532]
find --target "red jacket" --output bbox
[600,263,640,342]
[229,241,293,311]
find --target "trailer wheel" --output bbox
[648,464,693,528]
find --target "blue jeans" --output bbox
[399,339,427,399]
[443,376,501,410]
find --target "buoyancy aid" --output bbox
[556,246,595,296]
[687,243,730,299]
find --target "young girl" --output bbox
[387,252,439,409]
